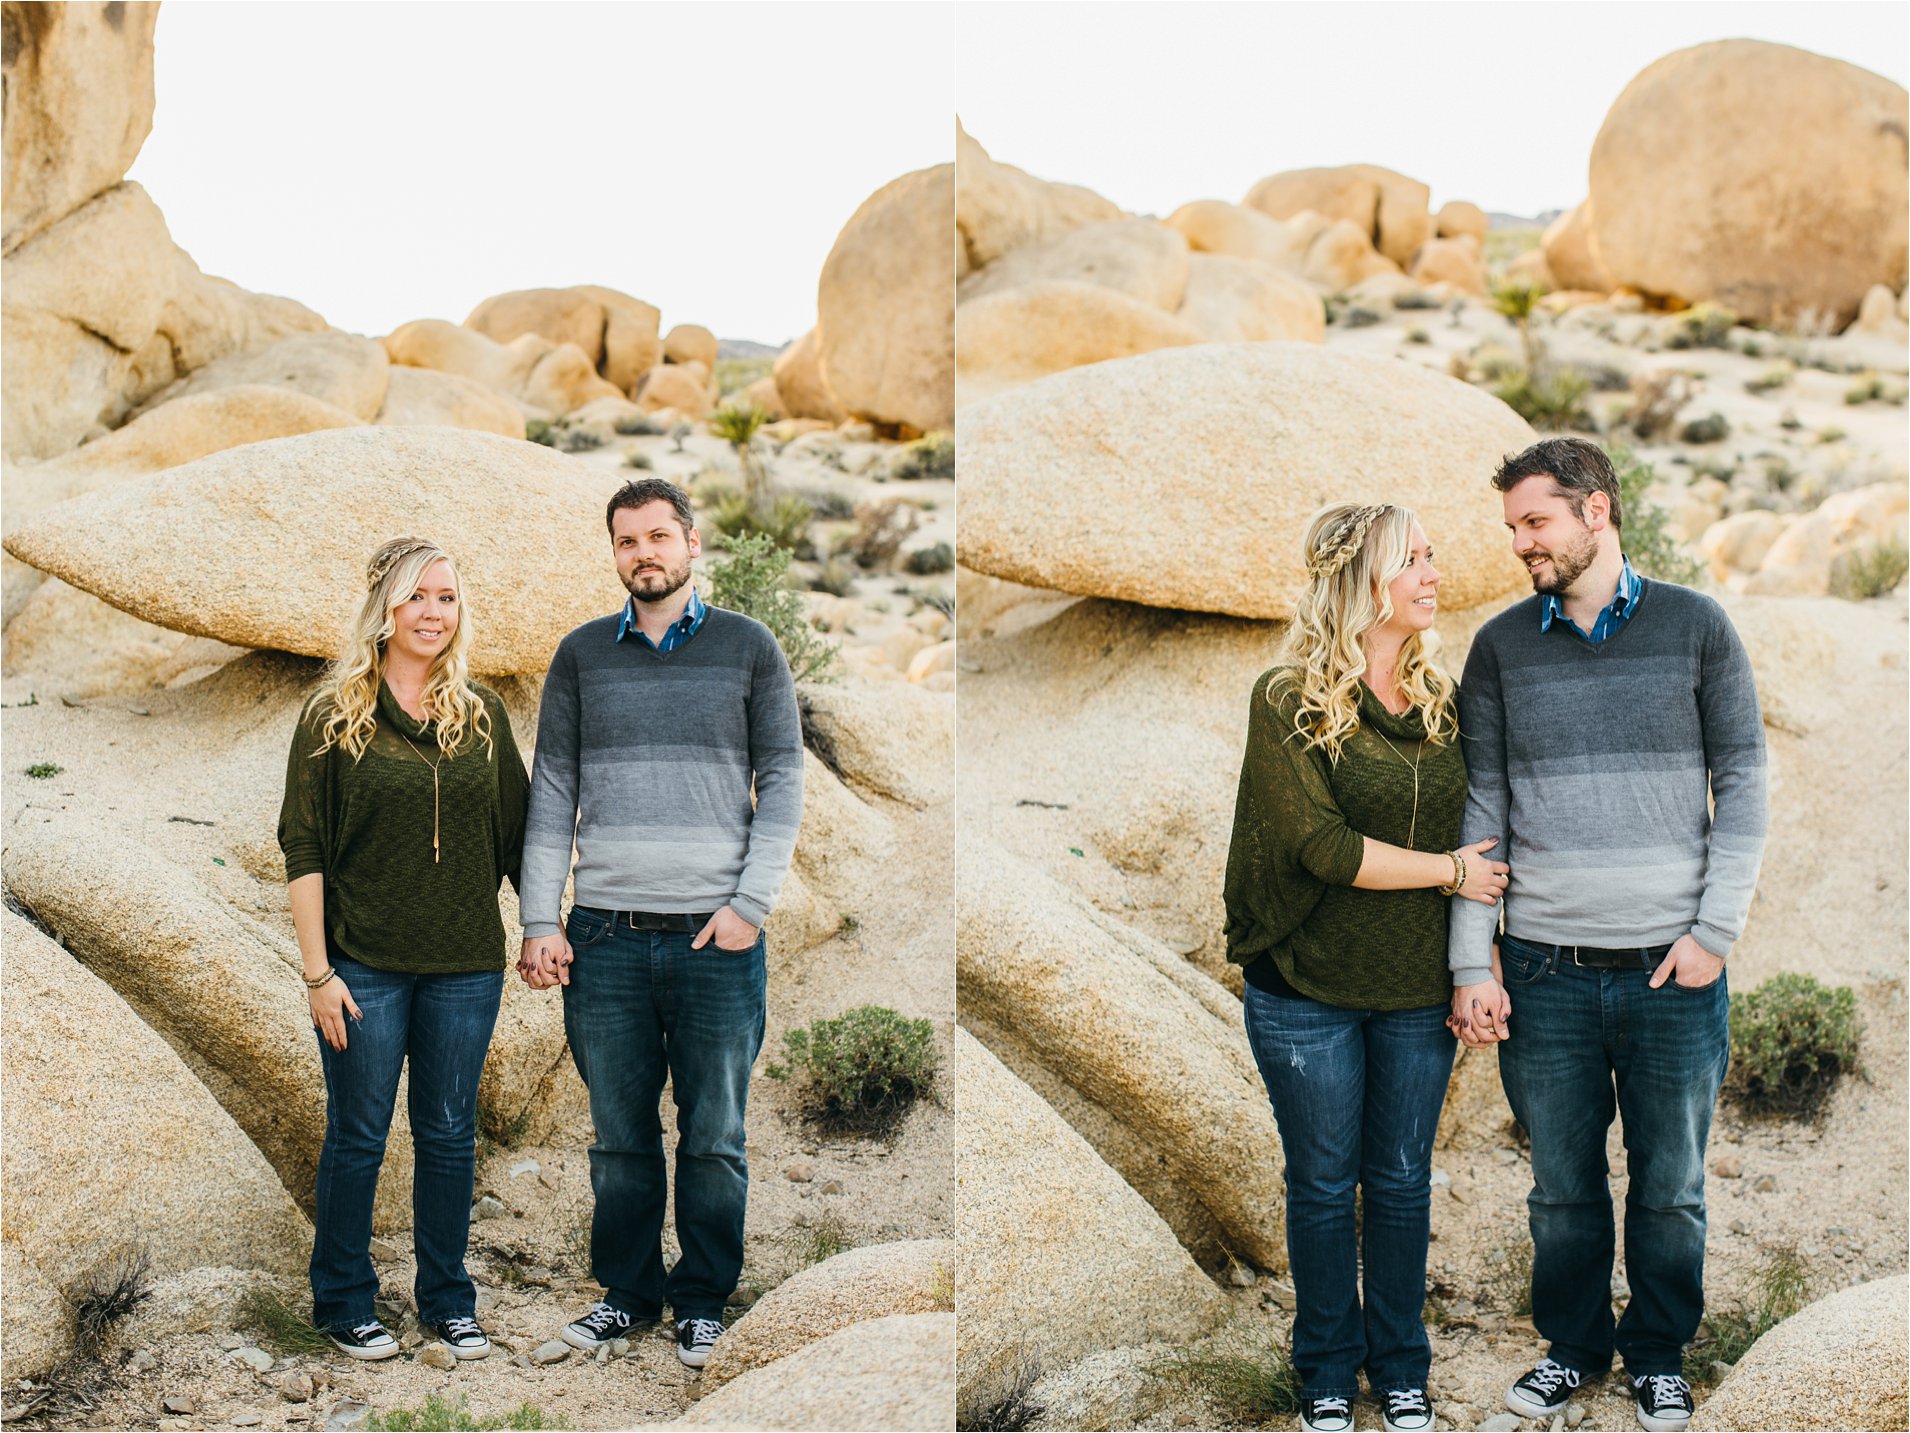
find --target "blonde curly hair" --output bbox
[309,537,493,761]
[1270,502,1457,760]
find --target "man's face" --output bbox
[612,499,699,604]
[1502,476,1599,596]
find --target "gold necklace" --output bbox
[1374,727,1425,850]
[394,725,445,864]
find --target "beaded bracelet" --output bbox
[303,967,337,991]
[1439,851,1467,897]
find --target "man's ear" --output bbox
[1586,490,1612,531]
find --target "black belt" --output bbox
[573,906,716,933]
[1512,939,1674,969]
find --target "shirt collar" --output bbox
[1540,556,1639,633]
[616,586,706,644]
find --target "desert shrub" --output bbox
[796,485,858,521]
[889,431,955,482]
[1581,362,1631,392]
[74,1250,153,1355]
[555,427,602,454]
[1744,365,1794,395]
[843,499,922,570]
[1724,973,1860,1115]
[1678,412,1731,444]
[903,542,955,576]
[1831,538,1909,601]
[1149,1331,1302,1422]
[1623,369,1696,439]
[669,421,693,452]
[714,355,775,395]
[366,1394,564,1431]
[1491,366,1591,431]
[896,584,956,621]
[776,1213,852,1271]
[708,401,771,450]
[1393,290,1444,311]
[1471,343,1523,383]
[1611,448,1705,585]
[613,413,662,437]
[1664,302,1738,350]
[525,419,557,447]
[238,1286,334,1357]
[806,556,859,597]
[1340,305,1382,329]
[959,1343,1046,1432]
[1404,327,1431,345]
[622,450,653,470]
[773,1005,939,1134]
[1684,1246,1813,1384]
[1816,425,1847,445]
[712,491,814,555]
[707,533,839,682]
[1760,455,1801,494]
[25,762,62,779]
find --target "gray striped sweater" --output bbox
[520,607,804,938]
[1448,578,1768,986]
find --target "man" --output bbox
[1448,439,1767,1433]
[518,477,804,1369]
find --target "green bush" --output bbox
[367,1395,564,1431]
[1393,290,1445,311]
[555,427,602,454]
[622,450,653,470]
[25,763,62,779]
[889,431,955,482]
[708,402,771,450]
[777,1213,852,1271]
[1684,1246,1812,1384]
[1611,447,1705,586]
[1744,365,1794,395]
[1664,302,1738,350]
[904,542,955,576]
[613,413,663,437]
[525,419,557,447]
[1149,1331,1302,1422]
[1340,305,1382,329]
[1404,327,1431,345]
[806,556,859,597]
[707,533,838,683]
[1490,366,1591,431]
[713,492,815,555]
[1830,538,1909,601]
[1725,973,1861,1115]
[1678,412,1731,444]
[237,1286,333,1357]
[776,1005,940,1134]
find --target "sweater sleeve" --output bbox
[277,700,329,883]
[1238,676,1366,886]
[730,627,806,928]
[489,691,531,899]
[1448,631,1506,987]
[519,640,581,939]
[1690,604,1769,957]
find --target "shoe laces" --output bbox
[576,1302,627,1334]
[680,1317,723,1345]
[1526,1358,1578,1394]
[1641,1374,1690,1407]
[1386,1388,1430,1415]
[442,1316,482,1340]
[349,1322,389,1342]
[1309,1395,1351,1416]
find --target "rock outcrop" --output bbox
[130,329,391,422]
[772,328,847,424]
[955,119,1123,272]
[463,285,662,393]
[959,217,1191,314]
[1244,163,1432,268]
[797,681,954,808]
[956,279,1203,401]
[1694,1275,1908,1431]
[957,342,1534,618]
[374,366,527,438]
[1175,252,1326,343]
[1541,199,1614,294]
[1588,40,1909,326]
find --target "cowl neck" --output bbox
[1358,682,1432,741]
[378,678,437,741]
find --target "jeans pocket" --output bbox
[1498,937,1550,986]
[566,909,612,949]
[711,929,764,955]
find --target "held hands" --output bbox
[518,934,572,989]
[1448,943,1510,1048]
[310,975,363,1052]
[694,906,761,952]
[1454,837,1510,906]
[1650,933,1724,990]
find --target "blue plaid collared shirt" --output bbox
[1540,556,1641,644]
[616,586,707,652]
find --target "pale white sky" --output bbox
[958,2,1909,222]
[131,2,954,344]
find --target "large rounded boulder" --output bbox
[1541,199,1615,293]
[959,217,1191,313]
[956,280,1203,402]
[464,284,662,394]
[817,164,955,435]
[955,119,1123,272]
[1244,163,1432,268]
[1588,40,1908,326]
[1175,252,1326,343]
[957,342,1535,619]
[1694,1275,1907,1430]
[2,425,627,673]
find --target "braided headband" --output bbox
[365,536,443,591]
[1305,504,1391,582]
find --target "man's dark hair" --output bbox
[606,477,696,537]
[1491,436,1623,530]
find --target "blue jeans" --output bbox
[1244,985,1456,1399]
[1495,934,1730,1377]
[311,955,503,1331]
[561,908,767,1321]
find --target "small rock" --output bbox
[162,1396,197,1416]
[1729,1218,1750,1235]
[1429,1168,1452,1188]
[1611,1274,1630,1301]
[325,1400,370,1431]
[1268,1280,1298,1311]
[1494,1148,1519,1164]
[473,1194,508,1219]
[1481,1415,1524,1431]
[1713,1155,1743,1178]
[1550,1417,1565,1432]
[475,1290,498,1312]
[221,1336,246,1351]
[1449,1298,1477,1319]
[1710,1359,1736,1381]
[1566,1402,1587,1429]
[232,1416,262,1429]
[508,1353,532,1368]
[509,1158,541,1180]
[595,1345,609,1365]
[1227,1263,1256,1288]
[128,1349,158,1374]
[1826,1225,1851,1238]
[800,1144,819,1156]
[784,1162,815,1183]
[727,1285,760,1310]
[1752,1173,1779,1193]
[531,1339,571,1365]
[819,1179,845,1196]
[233,1347,274,1373]
[369,1238,401,1262]
[609,1339,631,1356]
[417,1344,457,1370]
[282,1372,315,1403]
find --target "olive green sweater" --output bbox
[278,681,530,974]
[1223,668,1466,1010]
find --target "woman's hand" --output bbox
[1448,944,1510,1047]
[1453,837,1510,906]
[309,973,363,1052]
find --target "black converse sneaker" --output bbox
[1631,1373,1695,1432]
[1507,1357,1588,1418]
[561,1301,635,1351]
[328,1319,401,1360]
[1382,1386,1435,1432]
[676,1317,723,1369]
[430,1315,491,1360]
[1299,1394,1354,1433]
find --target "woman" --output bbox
[1223,503,1509,1433]
[278,536,530,1361]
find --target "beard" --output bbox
[623,556,693,603]
[1526,525,1598,595]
